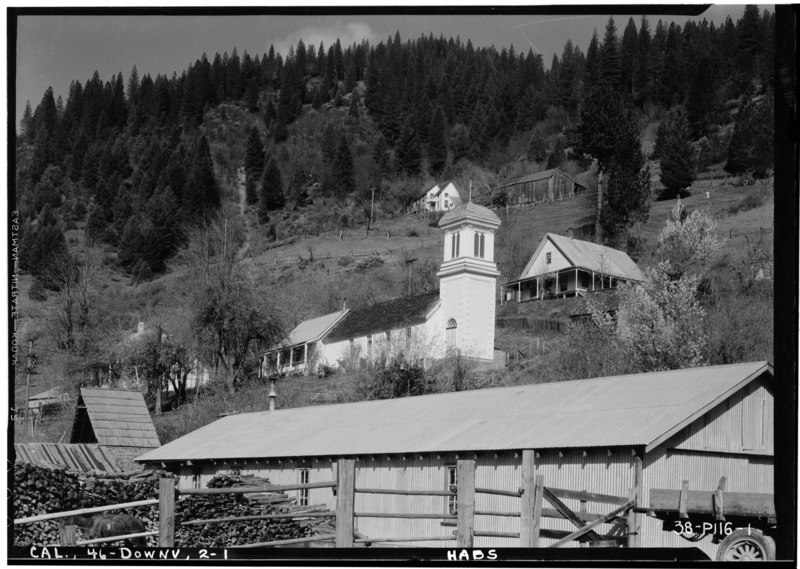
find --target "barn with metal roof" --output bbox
[137,361,774,556]
[70,388,160,470]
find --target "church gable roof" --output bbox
[324,291,441,343]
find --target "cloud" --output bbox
[272,21,376,57]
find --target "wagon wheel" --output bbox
[716,528,776,561]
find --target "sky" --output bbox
[13,6,749,126]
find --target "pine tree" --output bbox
[396,117,422,176]
[619,17,639,96]
[726,94,773,178]
[263,97,277,129]
[659,107,696,199]
[183,135,219,220]
[546,136,567,169]
[20,100,33,138]
[273,102,288,142]
[348,90,360,123]
[244,127,265,174]
[331,133,355,197]
[527,129,548,162]
[584,30,601,90]
[427,106,448,175]
[19,204,69,285]
[243,78,259,112]
[260,157,284,220]
[579,86,650,242]
[600,16,621,88]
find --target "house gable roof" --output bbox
[419,184,441,199]
[281,309,348,348]
[137,361,772,463]
[74,388,161,449]
[324,291,441,343]
[517,233,644,282]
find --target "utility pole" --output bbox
[405,257,417,296]
[370,186,376,229]
[25,339,37,434]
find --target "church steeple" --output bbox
[437,202,501,362]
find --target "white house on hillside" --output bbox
[503,233,644,302]
[415,181,462,212]
[266,202,503,374]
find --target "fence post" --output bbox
[520,450,536,547]
[335,458,355,547]
[159,477,175,547]
[627,453,643,548]
[456,459,475,548]
[59,520,76,546]
[531,474,544,547]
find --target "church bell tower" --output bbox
[437,202,501,362]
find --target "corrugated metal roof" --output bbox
[283,309,348,348]
[325,292,440,343]
[439,202,501,228]
[15,443,122,472]
[80,388,161,449]
[519,233,644,282]
[137,361,771,463]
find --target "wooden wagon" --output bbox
[640,477,776,561]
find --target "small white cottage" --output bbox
[416,181,462,212]
[266,202,503,373]
[503,233,644,302]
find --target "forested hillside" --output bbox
[13,8,776,443]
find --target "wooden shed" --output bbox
[500,168,586,205]
[137,362,773,557]
[70,388,161,471]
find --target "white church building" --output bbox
[265,202,503,374]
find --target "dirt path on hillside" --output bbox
[236,168,252,260]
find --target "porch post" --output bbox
[276,351,281,372]
[303,343,309,374]
[289,348,293,368]
[592,272,595,291]
[555,272,559,297]
[575,268,579,295]
[518,282,521,302]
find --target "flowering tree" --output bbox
[656,199,723,279]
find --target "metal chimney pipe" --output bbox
[268,376,277,412]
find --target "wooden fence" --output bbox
[15,456,640,548]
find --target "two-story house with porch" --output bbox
[502,233,644,303]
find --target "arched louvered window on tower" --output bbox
[451,232,460,259]
[473,232,485,258]
[446,318,457,347]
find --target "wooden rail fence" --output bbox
[15,453,641,548]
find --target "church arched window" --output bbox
[446,319,457,347]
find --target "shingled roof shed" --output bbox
[70,388,160,470]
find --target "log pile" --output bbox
[13,465,335,548]
[175,474,310,547]
[13,463,162,547]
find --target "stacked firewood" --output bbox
[13,465,335,548]
[12,463,162,547]
[175,474,310,547]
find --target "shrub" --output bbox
[727,191,764,215]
